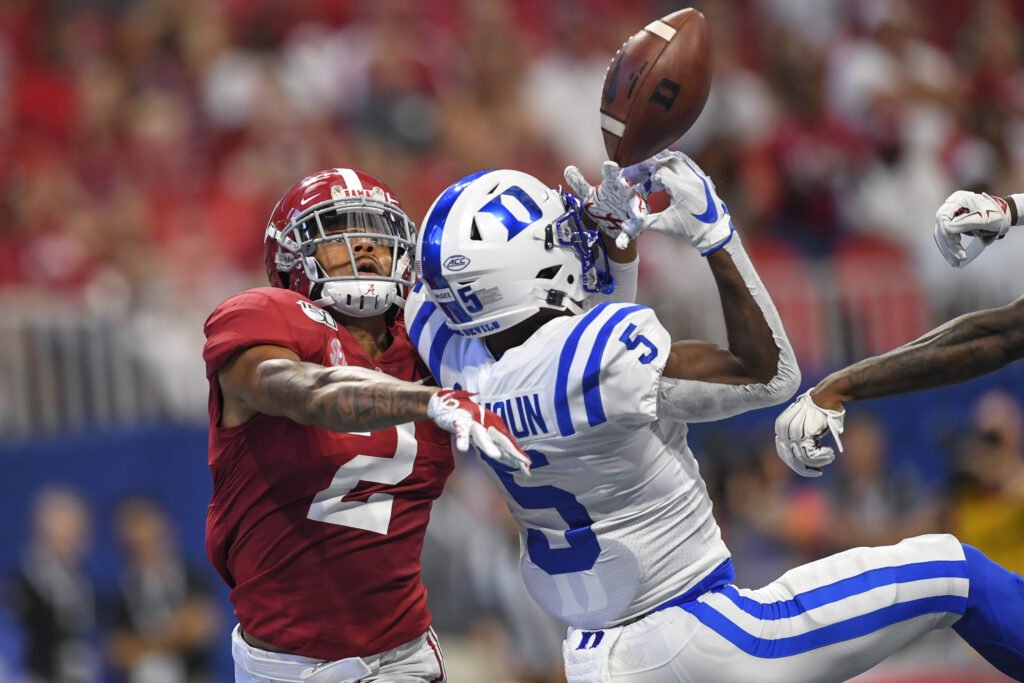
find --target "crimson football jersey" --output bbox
[203,287,454,660]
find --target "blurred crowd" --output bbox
[5,0,1024,314]
[6,0,1024,681]
[1,491,221,683]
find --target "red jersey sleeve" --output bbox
[203,287,337,377]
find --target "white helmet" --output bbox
[415,169,613,337]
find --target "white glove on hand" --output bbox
[933,190,1012,268]
[564,161,647,241]
[427,389,531,473]
[614,151,734,253]
[774,391,845,478]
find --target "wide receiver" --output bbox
[202,168,529,683]
[775,189,1024,679]
[406,154,1024,681]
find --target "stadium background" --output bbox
[2,0,1024,681]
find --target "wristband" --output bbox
[699,225,735,257]
[1009,194,1024,226]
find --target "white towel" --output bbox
[562,625,623,683]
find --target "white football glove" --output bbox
[933,190,1012,268]
[563,161,647,241]
[614,151,734,253]
[427,389,531,473]
[774,391,845,478]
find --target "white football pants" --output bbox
[563,534,969,683]
[231,624,446,683]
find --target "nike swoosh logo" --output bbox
[604,52,624,105]
[686,159,718,223]
[299,195,316,205]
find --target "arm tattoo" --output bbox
[829,297,1024,402]
[255,361,435,432]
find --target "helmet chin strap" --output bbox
[562,298,585,315]
[533,287,586,315]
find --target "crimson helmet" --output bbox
[264,168,416,317]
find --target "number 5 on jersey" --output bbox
[620,323,657,364]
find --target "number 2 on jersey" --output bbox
[306,423,417,534]
[484,451,600,574]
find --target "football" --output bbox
[600,8,713,166]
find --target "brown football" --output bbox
[600,8,713,166]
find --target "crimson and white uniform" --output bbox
[203,287,453,662]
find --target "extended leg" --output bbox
[953,544,1024,681]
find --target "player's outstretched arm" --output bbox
[776,190,1024,478]
[220,344,436,432]
[811,295,1024,410]
[636,152,800,422]
[775,295,1024,477]
[218,344,531,470]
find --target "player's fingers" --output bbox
[452,416,471,452]
[774,403,797,435]
[640,210,676,236]
[600,160,622,188]
[804,444,835,468]
[935,199,962,223]
[777,437,820,477]
[488,428,532,473]
[783,406,816,441]
[563,165,591,199]
[470,422,500,458]
[620,160,661,197]
[618,160,649,185]
[790,444,824,477]
[934,221,967,266]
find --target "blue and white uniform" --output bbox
[409,163,1023,682]
[409,291,730,629]
[406,280,982,682]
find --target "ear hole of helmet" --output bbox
[536,265,561,280]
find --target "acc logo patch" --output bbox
[298,300,338,330]
[444,254,471,271]
[328,338,344,366]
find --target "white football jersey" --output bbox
[407,285,731,628]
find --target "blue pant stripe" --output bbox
[684,594,968,657]
[719,560,968,620]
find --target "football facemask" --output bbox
[264,169,415,317]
